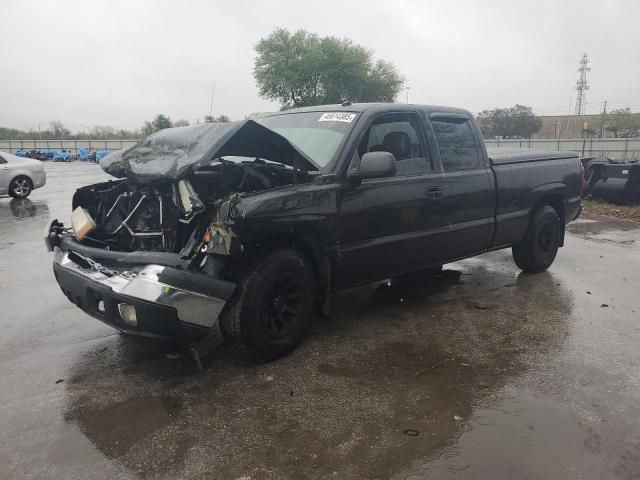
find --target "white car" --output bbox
[0,151,47,198]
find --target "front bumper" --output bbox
[32,170,46,189]
[51,238,235,344]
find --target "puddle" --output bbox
[568,216,640,245]
[67,397,173,458]
[59,264,574,479]
[398,388,640,480]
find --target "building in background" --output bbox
[533,113,640,139]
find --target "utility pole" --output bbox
[405,86,410,104]
[209,84,216,118]
[37,122,48,140]
[574,53,590,115]
[599,100,607,137]
[564,96,571,138]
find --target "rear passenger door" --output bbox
[426,113,495,260]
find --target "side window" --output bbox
[358,113,430,176]
[0,156,6,164]
[431,117,480,171]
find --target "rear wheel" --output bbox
[512,205,562,273]
[9,176,32,199]
[220,249,315,362]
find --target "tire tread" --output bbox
[220,248,314,361]
[512,205,561,273]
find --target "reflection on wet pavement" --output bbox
[568,216,639,246]
[61,266,571,479]
[1,163,639,479]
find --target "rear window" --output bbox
[431,117,480,171]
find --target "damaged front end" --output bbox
[46,120,317,343]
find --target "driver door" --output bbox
[337,112,436,288]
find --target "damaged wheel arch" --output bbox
[226,233,334,316]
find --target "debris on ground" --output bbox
[582,200,640,221]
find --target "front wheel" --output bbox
[220,249,316,362]
[9,176,32,199]
[512,205,562,273]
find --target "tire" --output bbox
[512,205,562,273]
[220,249,316,362]
[9,176,32,199]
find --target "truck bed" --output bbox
[488,149,583,248]
[488,149,579,165]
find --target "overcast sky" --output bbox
[1,0,639,132]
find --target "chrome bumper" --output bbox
[53,248,231,330]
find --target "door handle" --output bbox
[425,186,443,201]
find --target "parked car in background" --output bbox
[0,151,47,198]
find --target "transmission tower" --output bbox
[574,53,590,115]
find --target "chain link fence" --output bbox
[0,139,139,156]
[485,138,640,160]
[1,137,639,161]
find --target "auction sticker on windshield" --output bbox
[318,112,357,123]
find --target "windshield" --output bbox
[259,111,358,169]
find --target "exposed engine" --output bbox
[72,179,181,252]
[71,159,313,253]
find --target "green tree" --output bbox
[141,121,154,135]
[0,127,30,140]
[604,108,640,138]
[204,114,231,123]
[477,105,542,139]
[142,114,173,135]
[50,121,70,138]
[90,125,116,138]
[254,28,405,109]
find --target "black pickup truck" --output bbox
[46,103,583,360]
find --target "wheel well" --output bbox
[531,194,565,245]
[242,235,329,304]
[533,194,563,218]
[11,175,33,187]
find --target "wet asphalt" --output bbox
[0,162,639,480]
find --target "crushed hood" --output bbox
[100,120,319,180]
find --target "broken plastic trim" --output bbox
[177,179,204,222]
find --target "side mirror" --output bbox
[349,151,397,180]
